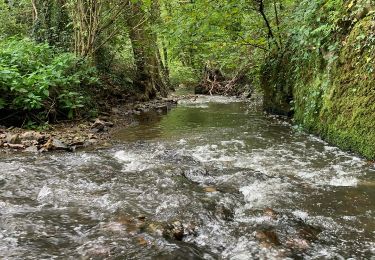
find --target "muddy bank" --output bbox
[0,98,178,154]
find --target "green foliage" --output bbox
[0,38,97,121]
[261,0,375,159]
[161,0,267,80]
[169,61,199,86]
[0,0,30,38]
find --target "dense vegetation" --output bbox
[262,0,375,158]
[0,0,374,158]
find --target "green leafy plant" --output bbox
[0,38,97,123]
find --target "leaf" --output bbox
[42,89,49,97]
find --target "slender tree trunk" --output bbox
[151,0,171,90]
[31,0,38,22]
[126,1,168,99]
[162,41,170,79]
[273,0,283,48]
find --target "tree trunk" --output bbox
[255,0,279,50]
[126,1,168,99]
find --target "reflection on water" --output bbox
[0,96,374,259]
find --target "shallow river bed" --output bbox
[0,96,374,259]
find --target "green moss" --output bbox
[261,15,375,159]
[319,17,375,159]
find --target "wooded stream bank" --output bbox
[261,3,375,160]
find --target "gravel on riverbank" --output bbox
[0,98,178,154]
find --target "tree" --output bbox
[125,0,169,99]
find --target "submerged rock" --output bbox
[163,221,185,241]
[163,221,197,241]
[296,221,322,241]
[255,230,282,247]
[204,186,217,193]
[286,238,310,251]
[263,208,279,220]
[215,204,235,221]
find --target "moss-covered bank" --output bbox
[261,2,375,159]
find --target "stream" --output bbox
[0,96,374,259]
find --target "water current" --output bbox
[0,96,374,259]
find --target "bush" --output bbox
[0,38,97,123]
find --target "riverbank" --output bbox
[0,88,264,154]
[261,4,375,160]
[0,98,178,154]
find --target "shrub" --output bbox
[0,38,97,124]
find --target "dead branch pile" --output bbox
[195,67,249,96]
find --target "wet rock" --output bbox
[255,230,281,247]
[137,236,148,246]
[115,215,146,234]
[44,138,70,151]
[84,139,98,147]
[215,204,234,221]
[164,221,184,241]
[52,139,69,150]
[91,119,106,132]
[204,186,217,192]
[264,208,279,220]
[24,146,39,153]
[38,147,49,153]
[6,133,21,144]
[147,223,164,236]
[84,245,111,259]
[156,104,168,114]
[183,167,210,184]
[297,222,321,241]
[286,238,310,250]
[163,221,197,241]
[91,118,114,132]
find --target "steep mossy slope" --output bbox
[262,1,375,159]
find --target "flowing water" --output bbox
[0,96,374,259]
